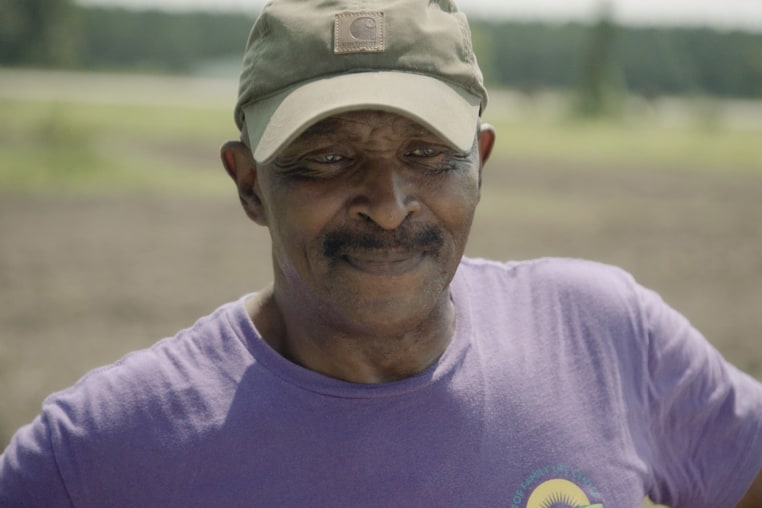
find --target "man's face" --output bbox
[248,110,489,337]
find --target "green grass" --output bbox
[2,89,761,197]
[485,113,762,174]
[0,98,235,194]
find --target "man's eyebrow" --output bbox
[396,121,433,138]
[294,118,344,143]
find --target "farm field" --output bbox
[1,70,760,506]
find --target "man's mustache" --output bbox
[322,224,444,259]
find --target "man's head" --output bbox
[221,0,494,343]
[233,0,488,165]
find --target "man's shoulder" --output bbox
[1,297,260,502]
[40,297,250,436]
[458,256,635,289]
[456,256,644,320]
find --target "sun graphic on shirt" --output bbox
[525,478,603,508]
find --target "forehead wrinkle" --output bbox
[280,111,454,160]
[290,116,368,148]
[307,112,437,139]
[389,114,435,139]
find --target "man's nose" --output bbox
[348,164,421,230]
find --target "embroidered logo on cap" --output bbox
[334,11,385,54]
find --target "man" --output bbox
[2,0,761,506]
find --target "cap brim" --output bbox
[243,71,481,164]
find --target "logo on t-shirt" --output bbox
[511,464,603,508]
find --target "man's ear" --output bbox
[220,140,268,226]
[477,123,496,167]
[475,123,496,190]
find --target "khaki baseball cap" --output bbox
[234,0,488,164]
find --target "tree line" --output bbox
[473,19,762,100]
[2,0,762,100]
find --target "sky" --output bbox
[76,0,762,31]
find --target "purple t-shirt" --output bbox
[2,257,761,507]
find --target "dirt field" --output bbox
[2,158,761,449]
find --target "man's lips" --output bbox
[341,250,425,276]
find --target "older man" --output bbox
[2,0,761,506]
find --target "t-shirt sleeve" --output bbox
[0,410,74,507]
[640,285,762,508]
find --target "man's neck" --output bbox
[246,286,455,384]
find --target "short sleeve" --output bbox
[0,411,74,507]
[641,286,762,508]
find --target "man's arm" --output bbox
[736,468,762,508]
[1,413,74,507]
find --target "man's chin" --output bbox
[327,253,440,301]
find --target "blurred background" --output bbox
[1,1,761,501]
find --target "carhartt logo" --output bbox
[350,17,377,41]
[334,11,384,54]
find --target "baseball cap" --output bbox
[234,0,488,164]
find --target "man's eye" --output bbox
[311,153,346,164]
[407,146,440,158]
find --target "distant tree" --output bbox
[474,18,762,100]
[485,21,584,92]
[683,29,762,98]
[5,2,760,101]
[573,1,624,117]
[614,28,694,99]
[78,8,255,73]
[469,21,497,88]
[615,27,762,99]
[0,0,81,66]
